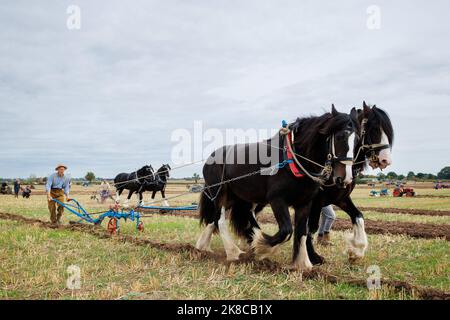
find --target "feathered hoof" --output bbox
[251,228,279,260]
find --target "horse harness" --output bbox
[281,122,353,185]
[354,118,390,165]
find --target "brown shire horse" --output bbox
[195,106,357,271]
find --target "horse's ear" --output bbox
[363,101,371,116]
[331,104,339,116]
[350,107,357,120]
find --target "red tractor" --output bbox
[393,187,415,197]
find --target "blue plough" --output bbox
[51,198,198,234]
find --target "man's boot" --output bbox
[317,232,332,246]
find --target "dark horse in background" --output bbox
[227,102,394,265]
[114,165,154,205]
[139,164,172,206]
[196,106,357,271]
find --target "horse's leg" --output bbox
[196,192,216,252]
[151,191,156,199]
[116,188,123,202]
[139,191,145,206]
[291,202,313,271]
[195,223,215,253]
[124,189,133,206]
[251,198,292,260]
[161,188,169,207]
[306,198,325,265]
[337,196,368,260]
[217,206,244,261]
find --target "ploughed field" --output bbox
[0,182,449,300]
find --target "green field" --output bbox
[0,183,449,300]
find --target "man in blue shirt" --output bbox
[46,164,71,224]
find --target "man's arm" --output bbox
[46,174,52,201]
[64,178,71,200]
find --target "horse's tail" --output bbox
[198,191,216,226]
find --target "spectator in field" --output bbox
[317,205,336,245]
[22,185,32,198]
[99,180,113,203]
[46,164,71,225]
[14,179,21,198]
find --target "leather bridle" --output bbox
[354,118,390,165]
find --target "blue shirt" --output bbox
[46,173,71,195]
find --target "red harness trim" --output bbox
[286,132,304,178]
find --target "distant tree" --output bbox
[427,173,437,180]
[85,172,96,183]
[192,173,200,184]
[437,167,450,180]
[377,172,386,181]
[397,174,405,180]
[386,171,398,180]
[407,171,415,180]
[416,172,426,180]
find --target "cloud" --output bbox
[0,0,449,178]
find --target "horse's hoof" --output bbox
[310,253,325,265]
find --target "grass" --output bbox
[0,185,449,300]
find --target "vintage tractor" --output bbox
[393,187,415,197]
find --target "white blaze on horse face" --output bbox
[344,133,355,185]
[378,129,392,169]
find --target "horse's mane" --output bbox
[157,164,171,173]
[290,112,353,158]
[369,107,394,146]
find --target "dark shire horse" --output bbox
[227,102,394,265]
[195,106,357,271]
[305,102,394,264]
[139,164,172,206]
[114,165,154,204]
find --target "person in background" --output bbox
[317,205,336,245]
[22,185,32,198]
[14,179,21,198]
[46,164,71,225]
[99,180,113,203]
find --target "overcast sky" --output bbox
[1,0,449,179]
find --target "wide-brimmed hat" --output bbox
[55,164,68,170]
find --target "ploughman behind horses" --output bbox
[195,106,357,271]
[114,165,154,205]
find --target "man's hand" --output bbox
[66,195,72,202]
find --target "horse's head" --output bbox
[138,165,154,179]
[159,164,171,178]
[358,101,394,170]
[319,104,358,188]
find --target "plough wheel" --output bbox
[137,221,144,232]
[107,218,118,235]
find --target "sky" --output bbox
[0,0,449,179]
